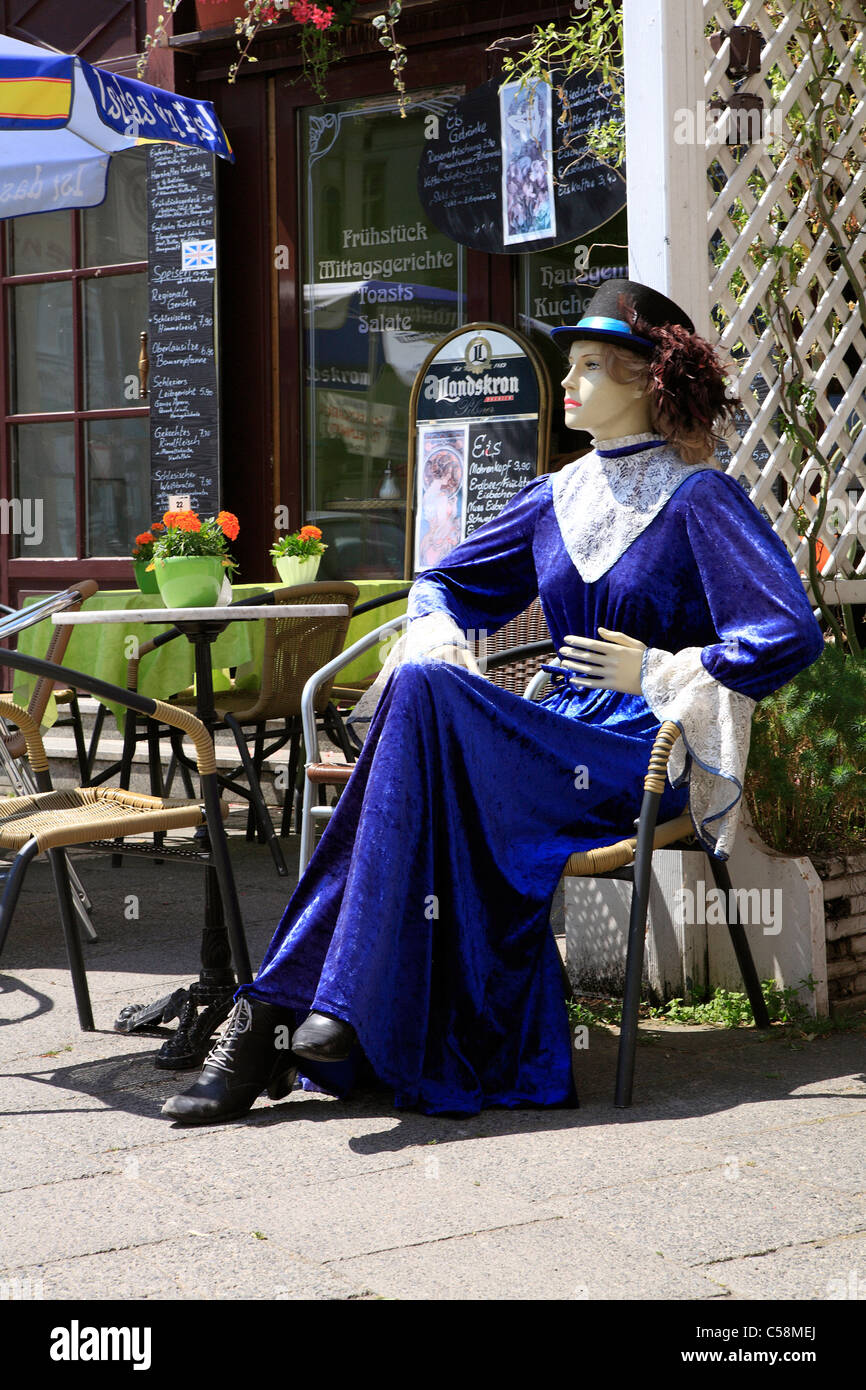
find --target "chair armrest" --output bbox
[0,698,49,775]
[483,639,554,671]
[300,613,409,764]
[0,584,100,644]
[352,587,411,616]
[0,647,217,779]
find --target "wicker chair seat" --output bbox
[0,786,215,853]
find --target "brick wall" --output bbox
[815,851,866,1016]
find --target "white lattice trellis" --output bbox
[703,0,866,580]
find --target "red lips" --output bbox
[564,398,581,407]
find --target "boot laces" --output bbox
[205,998,253,1074]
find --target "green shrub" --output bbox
[745,645,866,855]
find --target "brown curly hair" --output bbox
[597,299,737,465]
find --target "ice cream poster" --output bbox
[414,425,469,572]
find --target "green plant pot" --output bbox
[273,554,321,587]
[133,559,160,594]
[154,555,226,608]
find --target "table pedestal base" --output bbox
[114,968,237,1070]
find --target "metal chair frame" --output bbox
[0,645,250,1033]
[0,584,102,942]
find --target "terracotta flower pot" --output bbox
[195,0,247,32]
[133,559,160,594]
[273,554,321,587]
[154,555,226,608]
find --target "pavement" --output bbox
[1,814,865,1303]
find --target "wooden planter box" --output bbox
[195,0,247,31]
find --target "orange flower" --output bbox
[134,532,154,547]
[163,510,201,532]
[217,510,240,541]
[298,525,322,540]
[151,521,165,532]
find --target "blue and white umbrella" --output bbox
[0,33,233,219]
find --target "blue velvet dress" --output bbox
[241,444,823,1116]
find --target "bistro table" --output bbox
[14,580,408,727]
[53,603,348,1068]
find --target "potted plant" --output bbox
[270,524,327,586]
[131,524,165,593]
[150,509,240,608]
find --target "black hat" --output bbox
[551,278,695,356]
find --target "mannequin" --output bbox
[162,280,824,1126]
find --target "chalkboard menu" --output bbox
[147,144,220,516]
[406,324,550,575]
[417,72,625,255]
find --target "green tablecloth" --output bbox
[12,579,408,728]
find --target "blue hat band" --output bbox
[574,316,656,348]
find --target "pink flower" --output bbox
[311,4,334,29]
[291,0,313,21]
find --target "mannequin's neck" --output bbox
[590,398,653,443]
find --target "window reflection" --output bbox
[85,418,149,556]
[11,423,76,557]
[302,91,465,579]
[84,273,147,410]
[8,282,74,414]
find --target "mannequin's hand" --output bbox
[558,627,646,695]
[425,643,483,676]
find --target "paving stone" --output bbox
[332,1216,729,1301]
[559,1166,866,1265]
[2,1231,379,1301]
[704,1231,866,1301]
[209,1161,567,1263]
[0,1171,226,1268]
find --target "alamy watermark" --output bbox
[675,881,783,936]
[673,101,786,147]
[0,497,43,546]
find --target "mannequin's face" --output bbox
[561,342,652,442]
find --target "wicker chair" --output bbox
[298,627,770,1107]
[0,645,249,1033]
[558,719,770,1108]
[122,583,359,873]
[0,582,100,941]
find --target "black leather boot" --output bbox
[161,997,296,1125]
[291,1010,357,1062]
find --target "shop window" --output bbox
[301,90,466,580]
[2,148,149,559]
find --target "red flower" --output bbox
[134,532,154,548]
[291,0,313,21]
[311,4,334,29]
[217,510,240,541]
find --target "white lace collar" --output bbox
[552,439,705,583]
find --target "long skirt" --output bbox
[239,661,689,1115]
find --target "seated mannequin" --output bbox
[163,281,824,1126]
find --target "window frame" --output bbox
[0,203,149,597]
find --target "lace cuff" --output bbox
[403,611,468,660]
[344,612,467,747]
[640,646,755,859]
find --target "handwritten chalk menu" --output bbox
[147,144,219,516]
[417,72,625,254]
[406,324,550,576]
